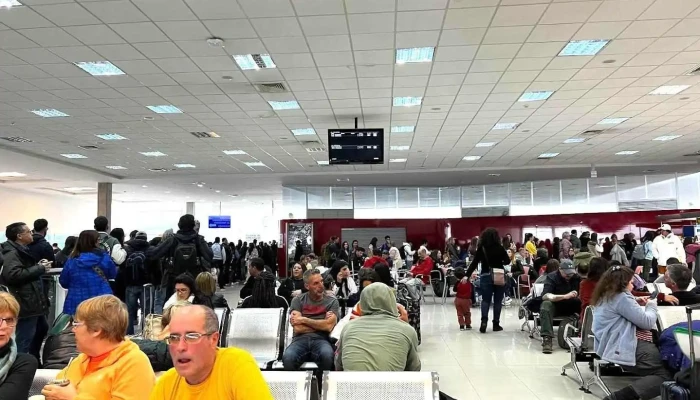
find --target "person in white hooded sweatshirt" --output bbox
[403,242,415,269]
[652,224,685,275]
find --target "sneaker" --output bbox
[479,322,487,333]
[542,337,553,354]
[493,323,503,332]
[465,325,472,330]
[459,325,465,331]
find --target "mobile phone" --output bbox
[649,291,658,300]
[48,378,70,387]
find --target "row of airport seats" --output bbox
[30,369,440,400]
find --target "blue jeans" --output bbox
[479,273,505,324]
[125,286,150,335]
[282,334,334,371]
[16,315,47,358]
[154,287,165,315]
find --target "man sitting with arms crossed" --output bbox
[540,260,581,354]
[658,264,700,306]
[150,305,273,400]
[283,269,339,375]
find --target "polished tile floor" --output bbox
[221,285,628,400]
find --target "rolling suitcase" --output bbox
[140,283,155,333]
[662,304,700,400]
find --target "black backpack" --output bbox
[171,239,201,276]
[398,245,406,260]
[557,314,580,350]
[124,251,147,285]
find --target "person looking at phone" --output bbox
[539,259,581,354]
[0,222,51,357]
[657,264,700,306]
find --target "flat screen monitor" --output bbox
[208,216,231,229]
[328,128,384,165]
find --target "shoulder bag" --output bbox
[483,248,506,287]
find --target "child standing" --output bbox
[453,267,472,330]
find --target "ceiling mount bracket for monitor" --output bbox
[354,117,358,129]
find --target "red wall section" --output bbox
[276,209,696,276]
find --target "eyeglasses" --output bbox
[71,321,85,328]
[0,317,16,327]
[165,332,215,345]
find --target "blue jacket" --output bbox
[59,250,117,315]
[592,291,658,366]
[659,320,700,371]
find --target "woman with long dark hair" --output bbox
[339,241,350,262]
[240,271,288,311]
[592,266,671,400]
[466,228,510,333]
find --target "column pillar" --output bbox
[186,201,195,215]
[97,182,112,221]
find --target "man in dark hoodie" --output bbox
[124,231,151,335]
[147,214,213,301]
[27,218,55,264]
[1,222,51,357]
[240,257,267,299]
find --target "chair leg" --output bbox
[442,277,448,305]
[583,360,611,395]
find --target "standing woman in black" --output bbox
[466,228,511,333]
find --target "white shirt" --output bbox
[652,233,686,266]
[163,293,194,311]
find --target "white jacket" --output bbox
[403,242,415,262]
[652,233,685,266]
[212,243,223,261]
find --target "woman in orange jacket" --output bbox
[41,295,155,400]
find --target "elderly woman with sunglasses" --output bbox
[0,292,38,399]
[41,295,155,400]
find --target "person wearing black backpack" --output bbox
[147,214,213,302]
[123,231,151,335]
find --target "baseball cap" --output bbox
[659,224,672,232]
[135,231,148,241]
[559,259,576,276]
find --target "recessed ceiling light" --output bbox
[245,161,267,167]
[653,135,682,141]
[190,131,220,138]
[337,178,350,182]
[292,128,316,136]
[31,109,69,118]
[390,145,410,151]
[140,151,167,157]
[197,184,203,187]
[390,158,407,163]
[518,91,553,102]
[60,153,87,159]
[229,194,238,198]
[142,185,148,188]
[616,150,639,155]
[63,187,94,192]
[74,61,125,76]
[649,85,691,95]
[559,39,610,56]
[463,155,481,161]
[0,0,22,9]
[393,97,422,107]
[391,126,415,133]
[223,150,247,155]
[147,105,182,114]
[538,152,560,159]
[488,173,501,177]
[316,160,329,165]
[475,142,496,148]
[95,133,127,141]
[215,190,221,193]
[174,163,196,168]
[599,117,629,124]
[268,101,300,110]
[0,172,26,177]
[105,166,127,170]
[396,47,435,64]
[563,138,586,144]
[233,54,276,70]
[1,136,32,143]
[492,122,520,130]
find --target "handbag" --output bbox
[483,249,506,287]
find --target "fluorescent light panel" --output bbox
[292,128,316,136]
[140,151,167,157]
[475,142,496,148]
[492,122,519,130]
[316,160,329,165]
[616,150,639,155]
[0,172,26,177]
[61,153,87,159]
[174,164,196,168]
[147,105,182,114]
[393,97,422,107]
[390,158,407,163]
[105,166,126,170]
[396,47,434,64]
[538,152,559,159]
[0,0,22,8]
[95,133,127,141]
[63,187,93,192]
[233,54,276,70]
[518,91,553,102]
[649,85,690,95]
[245,161,266,167]
[563,138,586,144]
[653,135,681,141]
[268,101,300,110]
[559,39,610,56]
[74,61,125,76]
[223,150,247,155]
[463,156,481,161]
[599,117,628,124]
[390,145,410,151]
[31,109,68,118]
[391,126,414,133]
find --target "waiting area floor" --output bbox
[220,285,628,400]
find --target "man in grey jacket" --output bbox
[94,216,127,266]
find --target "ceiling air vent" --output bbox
[79,145,100,150]
[256,83,287,93]
[306,147,325,153]
[687,66,700,76]
[1,136,32,143]
[148,168,173,172]
[683,151,700,157]
[190,131,220,138]
[581,129,605,136]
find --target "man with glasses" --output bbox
[150,305,273,399]
[0,222,51,357]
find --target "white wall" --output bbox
[195,201,280,244]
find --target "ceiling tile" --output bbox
[444,7,496,29]
[64,25,125,45]
[109,23,171,43]
[81,1,150,24]
[237,0,296,18]
[540,1,602,24]
[131,0,198,21]
[348,13,395,34]
[251,17,304,38]
[32,4,102,26]
[299,15,349,36]
[396,10,446,32]
[306,35,352,52]
[184,0,247,19]
[156,21,211,41]
[291,0,345,16]
[351,33,394,50]
[345,0,396,13]
[491,4,547,26]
